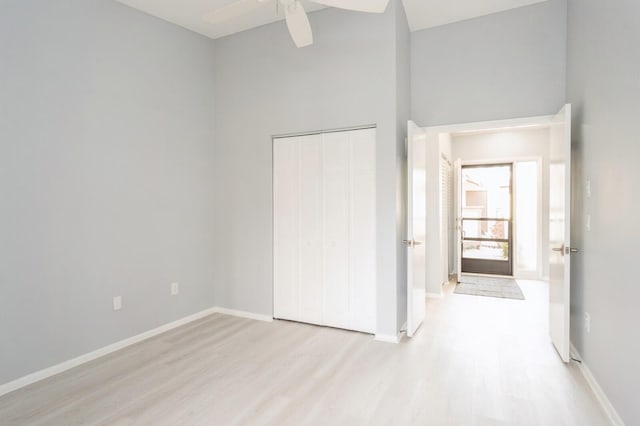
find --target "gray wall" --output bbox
[567,0,640,423]
[213,2,408,337]
[0,0,217,385]
[411,0,567,126]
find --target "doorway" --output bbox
[461,163,513,276]
[406,105,574,365]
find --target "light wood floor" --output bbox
[0,281,609,425]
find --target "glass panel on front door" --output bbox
[461,164,513,276]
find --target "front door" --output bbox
[460,163,513,276]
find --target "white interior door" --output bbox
[454,159,462,282]
[548,104,573,362]
[323,131,351,329]
[406,121,426,337]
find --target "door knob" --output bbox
[552,245,579,255]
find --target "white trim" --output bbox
[374,333,401,344]
[214,307,273,322]
[571,344,625,426]
[423,114,554,135]
[0,307,218,398]
[426,292,444,299]
[272,123,376,140]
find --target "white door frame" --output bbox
[420,114,554,281]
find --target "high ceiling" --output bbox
[114,0,549,40]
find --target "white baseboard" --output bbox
[0,307,218,398]
[374,333,401,344]
[571,344,625,426]
[213,307,273,323]
[0,305,274,398]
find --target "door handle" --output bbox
[552,244,565,256]
[552,245,579,255]
[403,240,423,247]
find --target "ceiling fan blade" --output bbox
[203,0,270,25]
[311,0,389,13]
[285,1,313,48]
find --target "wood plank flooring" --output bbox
[0,281,610,425]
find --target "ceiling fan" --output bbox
[203,0,390,48]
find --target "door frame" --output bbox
[460,162,514,277]
[420,114,553,282]
[458,156,544,280]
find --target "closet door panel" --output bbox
[273,138,300,321]
[298,135,323,325]
[349,129,376,333]
[322,132,350,329]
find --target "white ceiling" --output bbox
[114,0,325,39]
[114,0,549,40]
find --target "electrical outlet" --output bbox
[171,282,179,296]
[586,180,591,198]
[113,296,122,311]
[585,312,591,334]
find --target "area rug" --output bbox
[454,276,525,300]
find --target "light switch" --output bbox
[586,214,591,231]
[586,180,591,198]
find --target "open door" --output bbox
[406,121,426,337]
[454,159,462,282]
[549,104,574,362]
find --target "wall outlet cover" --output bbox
[113,296,122,311]
[171,282,179,296]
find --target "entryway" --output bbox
[405,105,574,364]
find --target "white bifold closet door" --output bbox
[273,128,376,334]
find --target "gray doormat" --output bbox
[454,276,525,300]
